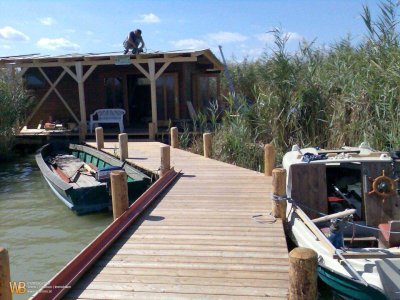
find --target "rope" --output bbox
[252,212,276,224]
[289,197,400,234]
[271,194,288,201]
[350,222,355,245]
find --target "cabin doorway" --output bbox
[127,75,152,128]
[156,73,179,127]
[127,73,179,129]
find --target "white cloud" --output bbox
[1,44,11,49]
[39,17,55,26]
[86,30,94,36]
[285,32,302,42]
[134,13,161,24]
[255,33,275,43]
[255,31,303,44]
[66,29,76,33]
[171,38,208,50]
[36,38,80,51]
[0,26,29,41]
[243,48,263,57]
[207,31,247,43]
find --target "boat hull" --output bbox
[318,266,386,300]
[36,143,151,215]
[287,203,387,300]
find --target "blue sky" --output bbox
[0,0,384,61]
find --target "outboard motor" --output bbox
[328,218,344,248]
[326,215,353,248]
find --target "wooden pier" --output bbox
[63,141,289,299]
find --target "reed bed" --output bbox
[181,0,400,172]
[0,70,31,160]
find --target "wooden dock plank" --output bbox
[65,290,287,300]
[64,141,289,299]
[71,281,288,297]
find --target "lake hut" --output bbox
[0,49,223,134]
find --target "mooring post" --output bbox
[264,143,276,176]
[79,122,86,144]
[110,170,129,220]
[203,133,212,158]
[95,127,104,150]
[160,145,171,177]
[272,168,287,221]
[289,247,318,300]
[0,247,11,300]
[118,133,128,161]
[148,122,155,141]
[170,127,178,148]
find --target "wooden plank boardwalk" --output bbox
[65,141,289,299]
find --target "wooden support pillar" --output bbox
[148,60,158,132]
[118,133,128,161]
[95,127,104,150]
[264,143,276,176]
[170,127,178,148]
[289,247,318,300]
[148,122,155,141]
[0,247,11,300]
[110,170,129,220]
[79,122,86,144]
[75,62,87,127]
[160,145,170,177]
[203,133,212,158]
[272,168,287,221]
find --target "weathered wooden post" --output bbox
[118,133,128,161]
[95,127,104,150]
[160,145,171,177]
[289,247,318,300]
[0,247,11,300]
[79,122,86,144]
[148,122,155,141]
[170,127,178,148]
[110,170,129,220]
[203,133,212,158]
[264,143,276,176]
[272,168,287,222]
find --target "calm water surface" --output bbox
[0,154,112,299]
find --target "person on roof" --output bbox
[123,29,145,55]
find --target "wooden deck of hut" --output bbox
[64,141,289,299]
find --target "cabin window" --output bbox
[193,74,219,111]
[25,68,46,88]
[105,77,123,108]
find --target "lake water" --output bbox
[0,154,112,299]
[0,153,339,299]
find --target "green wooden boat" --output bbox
[36,143,151,215]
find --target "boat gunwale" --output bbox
[36,143,151,194]
[35,143,72,192]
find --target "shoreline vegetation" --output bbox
[179,0,400,172]
[0,70,30,161]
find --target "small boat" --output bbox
[36,143,151,215]
[283,144,400,300]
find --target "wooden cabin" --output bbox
[0,50,223,133]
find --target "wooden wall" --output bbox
[25,61,219,128]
